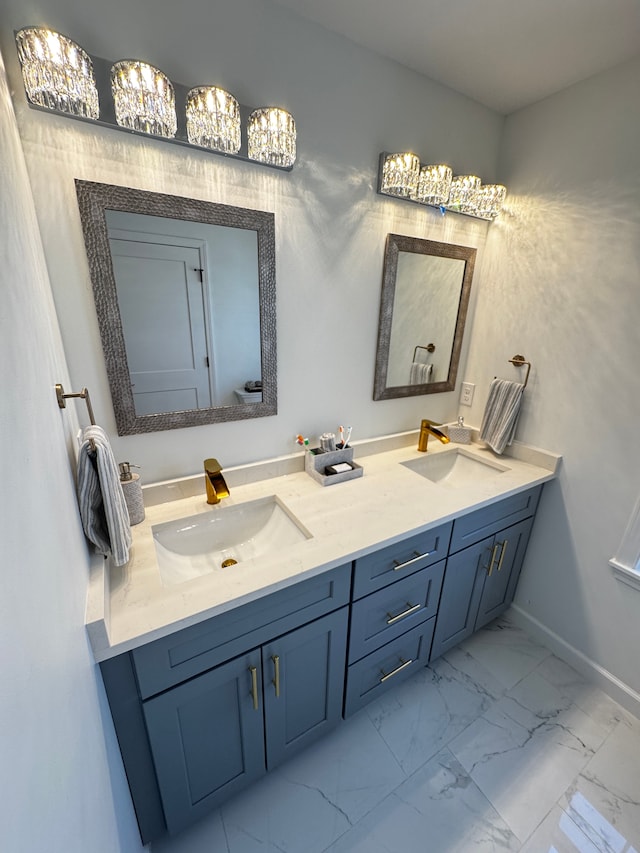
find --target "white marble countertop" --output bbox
[86,431,561,662]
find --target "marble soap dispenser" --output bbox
[449,416,472,444]
[119,461,145,525]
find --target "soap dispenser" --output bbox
[449,416,471,444]
[119,461,145,525]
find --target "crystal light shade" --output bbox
[186,86,241,153]
[15,27,99,119]
[111,60,177,138]
[446,175,481,213]
[247,107,296,167]
[412,164,453,206]
[381,152,420,198]
[472,184,507,220]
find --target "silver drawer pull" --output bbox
[380,658,413,683]
[392,550,431,571]
[386,602,421,625]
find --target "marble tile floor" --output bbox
[153,616,640,853]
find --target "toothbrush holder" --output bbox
[305,446,363,486]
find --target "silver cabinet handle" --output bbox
[496,539,508,572]
[386,602,421,625]
[380,658,413,683]
[271,654,281,698]
[249,665,259,710]
[392,550,431,571]
[483,543,500,576]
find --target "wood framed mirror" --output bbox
[373,234,476,400]
[75,180,277,434]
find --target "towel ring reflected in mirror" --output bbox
[373,234,476,400]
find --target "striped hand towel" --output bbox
[77,425,132,566]
[409,362,433,384]
[479,379,524,454]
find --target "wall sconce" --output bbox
[412,163,452,206]
[446,174,481,213]
[377,152,506,220]
[14,27,296,171]
[380,152,420,198]
[111,60,177,138]
[185,86,241,153]
[472,184,507,220]
[15,27,99,119]
[247,107,296,168]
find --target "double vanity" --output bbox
[87,433,560,843]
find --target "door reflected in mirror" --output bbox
[106,210,261,415]
[373,234,476,400]
[75,181,276,435]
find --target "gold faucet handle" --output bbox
[204,457,222,474]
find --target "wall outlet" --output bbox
[460,382,475,406]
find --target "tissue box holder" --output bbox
[305,446,363,486]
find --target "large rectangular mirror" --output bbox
[373,234,476,400]
[75,180,276,435]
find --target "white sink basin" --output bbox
[152,495,312,586]
[402,448,509,488]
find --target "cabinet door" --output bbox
[429,536,493,661]
[262,607,348,770]
[475,517,534,630]
[142,651,265,836]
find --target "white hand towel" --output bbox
[409,362,433,384]
[77,425,132,566]
[479,379,524,454]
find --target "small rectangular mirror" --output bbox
[373,234,476,400]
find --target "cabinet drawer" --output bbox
[344,618,435,717]
[449,485,542,554]
[132,564,351,699]
[348,561,444,664]
[352,521,452,600]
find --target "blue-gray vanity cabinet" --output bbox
[100,565,351,843]
[344,531,448,717]
[430,486,542,661]
[348,562,445,664]
[344,618,436,717]
[142,649,266,836]
[142,607,348,836]
[351,521,452,600]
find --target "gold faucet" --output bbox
[417,419,451,452]
[204,458,230,504]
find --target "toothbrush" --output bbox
[344,426,352,447]
[339,425,345,447]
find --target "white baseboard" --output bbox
[509,604,640,719]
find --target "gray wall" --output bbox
[0,52,144,853]
[462,55,640,706]
[0,0,500,483]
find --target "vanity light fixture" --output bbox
[14,26,296,171]
[380,152,420,198]
[377,152,507,220]
[111,60,177,138]
[15,27,99,119]
[411,163,453,206]
[186,86,241,153]
[247,107,296,168]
